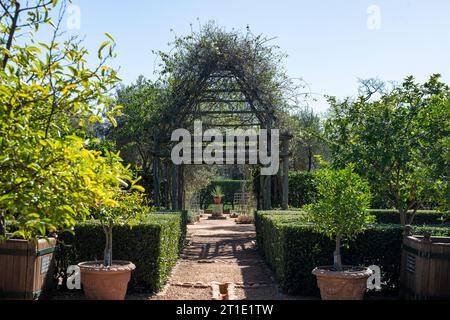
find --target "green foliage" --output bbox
[288,171,316,208]
[278,106,329,171]
[200,180,246,208]
[0,1,134,240]
[95,191,149,227]
[210,186,224,199]
[95,190,150,266]
[306,164,373,246]
[110,76,165,175]
[87,139,117,154]
[185,209,199,224]
[159,209,188,251]
[326,75,450,224]
[184,166,218,210]
[56,212,185,293]
[368,209,450,225]
[156,22,292,121]
[255,211,450,296]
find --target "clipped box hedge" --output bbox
[368,209,449,225]
[271,208,449,226]
[255,211,450,296]
[56,211,186,293]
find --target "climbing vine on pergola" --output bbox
[150,23,298,210]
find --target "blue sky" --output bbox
[60,0,450,113]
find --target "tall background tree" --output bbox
[325,75,450,225]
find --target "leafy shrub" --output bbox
[369,209,449,225]
[211,186,225,199]
[185,210,200,224]
[305,164,373,270]
[56,212,185,293]
[255,211,450,296]
[288,171,316,208]
[0,2,130,241]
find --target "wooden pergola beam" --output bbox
[185,110,265,115]
[198,99,251,103]
[200,123,261,128]
[203,89,243,93]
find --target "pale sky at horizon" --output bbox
[56,0,450,113]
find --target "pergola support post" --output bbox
[263,175,271,210]
[171,164,179,210]
[164,161,170,208]
[178,165,184,210]
[261,115,273,210]
[153,136,161,207]
[281,132,292,210]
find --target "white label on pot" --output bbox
[41,256,51,274]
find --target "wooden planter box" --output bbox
[400,235,450,300]
[0,238,57,300]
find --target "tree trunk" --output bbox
[307,145,313,172]
[406,209,417,226]
[399,209,407,226]
[334,235,343,271]
[0,214,5,236]
[103,225,113,267]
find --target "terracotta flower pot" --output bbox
[312,266,372,300]
[78,261,136,300]
[213,197,222,204]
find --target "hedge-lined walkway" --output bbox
[151,216,291,300]
[52,215,311,300]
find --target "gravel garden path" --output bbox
[53,215,312,300]
[150,215,288,300]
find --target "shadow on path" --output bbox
[154,216,285,300]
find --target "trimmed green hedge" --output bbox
[368,209,449,225]
[157,210,188,253]
[56,212,186,293]
[288,171,316,208]
[264,208,449,226]
[255,211,450,296]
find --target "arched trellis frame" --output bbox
[151,23,296,210]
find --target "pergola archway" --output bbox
[150,24,293,210]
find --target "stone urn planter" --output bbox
[211,186,224,205]
[78,261,135,300]
[312,266,372,300]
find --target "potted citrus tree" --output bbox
[211,186,225,205]
[78,189,147,300]
[307,163,374,300]
[0,0,126,299]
